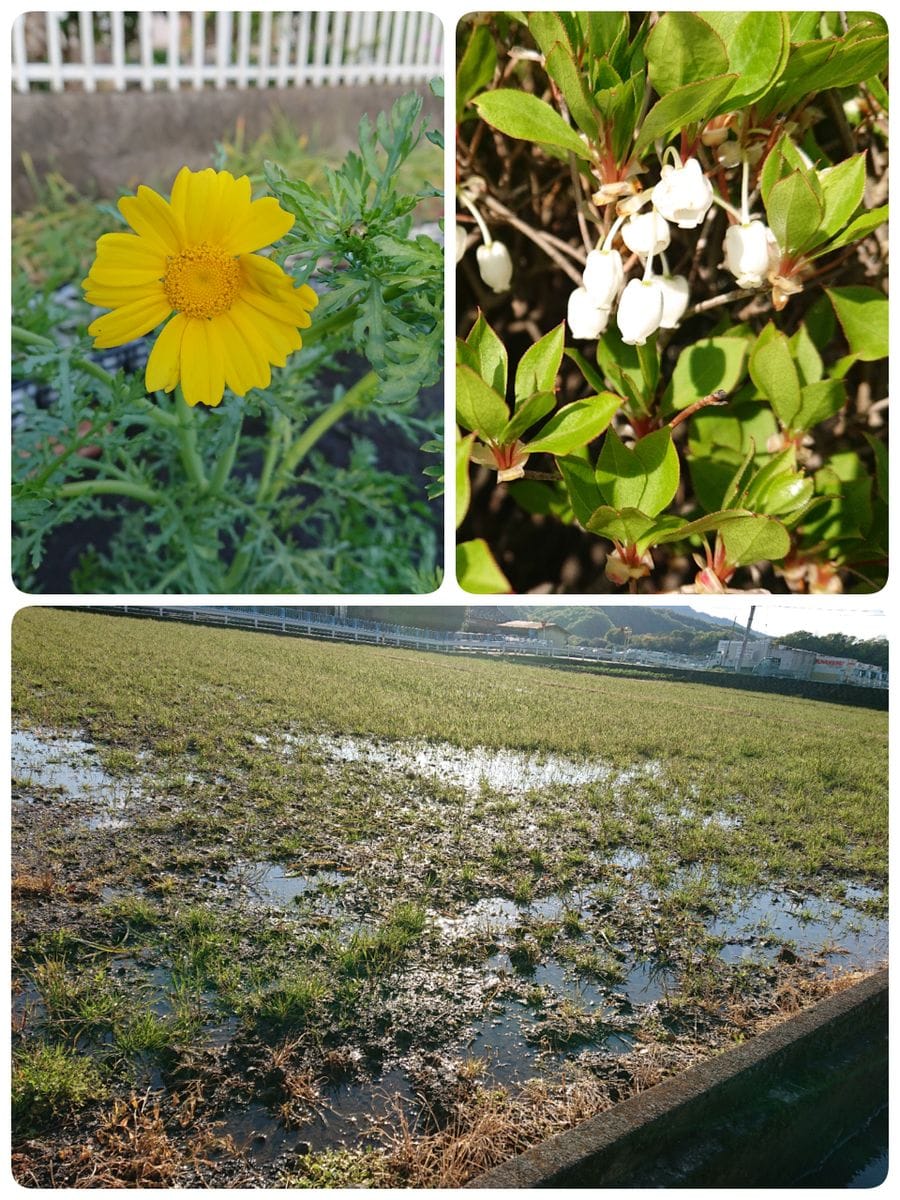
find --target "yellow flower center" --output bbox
[163,243,240,319]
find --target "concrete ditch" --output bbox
[467,968,888,1188]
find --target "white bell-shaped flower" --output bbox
[617,278,664,346]
[621,210,671,258]
[723,220,773,288]
[657,274,691,329]
[582,248,624,308]
[476,240,513,293]
[455,224,468,263]
[651,158,713,229]
[567,287,611,340]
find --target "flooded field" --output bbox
[10,609,888,1187]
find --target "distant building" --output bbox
[716,638,887,688]
[496,620,570,648]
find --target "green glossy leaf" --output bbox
[596,323,648,413]
[457,539,513,594]
[765,170,824,255]
[645,13,728,94]
[558,454,604,526]
[465,313,508,397]
[515,322,565,406]
[690,454,746,515]
[827,286,889,361]
[456,432,474,528]
[634,74,737,154]
[770,25,888,112]
[456,364,510,441]
[499,391,556,445]
[740,450,813,516]
[688,402,778,459]
[527,11,577,60]
[815,204,888,255]
[585,505,658,548]
[791,379,846,432]
[652,508,753,545]
[711,11,790,108]
[473,90,590,158]
[595,427,679,518]
[749,324,802,427]
[720,514,791,566]
[665,336,749,413]
[585,11,629,59]
[789,324,823,387]
[817,154,867,242]
[456,24,497,122]
[545,43,599,141]
[523,393,620,456]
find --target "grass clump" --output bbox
[12,1042,106,1128]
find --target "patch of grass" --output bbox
[284,1146,389,1189]
[114,1010,178,1057]
[253,970,328,1026]
[12,1042,107,1128]
[336,904,426,978]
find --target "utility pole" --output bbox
[735,605,755,672]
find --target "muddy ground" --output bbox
[12,712,887,1187]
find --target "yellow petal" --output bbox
[172,167,254,248]
[118,185,184,257]
[145,313,188,394]
[86,263,165,289]
[83,277,167,308]
[221,196,294,255]
[229,299,299,368]
[215,312,271,393]
[180,318,226,407]
[87,292,171,348]
[91,231,167,273]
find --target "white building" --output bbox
[716,638,887,688]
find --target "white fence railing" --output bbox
[11,11,444,94]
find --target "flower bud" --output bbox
[651,158,713,229]
[476,240,513,293]
[723,220,773,288]
[621,211,670,258]
[616,278,664,346]
[455,224,468,263]
[716,141,743,169]
[567,287,611,340]
[582,248,624,308]
[605,546,653,586]
[656,274,690,329]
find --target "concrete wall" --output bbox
[468,969,887,1189]
[11,84,442,210]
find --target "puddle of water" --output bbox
[11,727,142,828]
[711,888,888,972]
[291,733,647,797]
[226,861,346,908]
[220,1068,416,1163]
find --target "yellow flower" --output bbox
[82,166,317,408]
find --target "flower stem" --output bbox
[12,323,119,389]
[175,389,209,493]
[58,480,159,504]
[459,192,493,245]
[265,370,380,504]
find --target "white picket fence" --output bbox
[11,10,444,93]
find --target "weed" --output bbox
[12,1043,107,1128]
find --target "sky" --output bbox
[684,601,890,641]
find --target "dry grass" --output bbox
[367,1074,613,1187]
[11,870,56,898]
